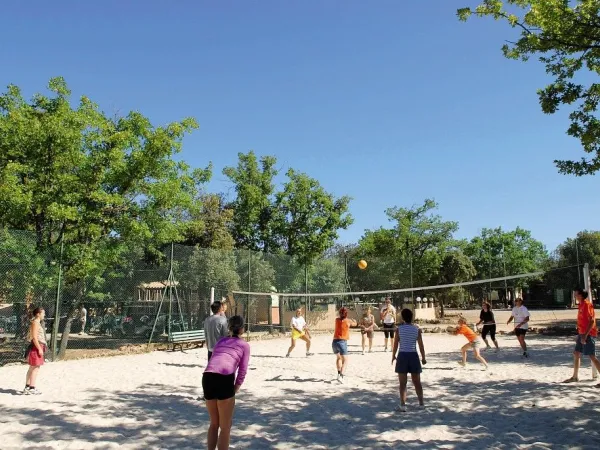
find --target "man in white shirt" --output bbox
[507,297,530,358]
[286,308,313,357]
[380,297,397,352]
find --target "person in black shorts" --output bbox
[476,302,499,352]
[380,297,397,352]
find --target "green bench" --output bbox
[168,329,206,352]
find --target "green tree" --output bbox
[223,151,279,252]
[274,169,353,266]
[357,199,459,290]
[0,78,209,357]
[458,1,600,175]
[436,250,477,312]
[181,193,235,250]
[553,230,600,289]
[465,227,548,279]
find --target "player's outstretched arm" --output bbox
[417,329,426,364]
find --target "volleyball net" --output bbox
[229,264,586,333]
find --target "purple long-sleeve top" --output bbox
[204,336,250,386]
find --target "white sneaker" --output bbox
[395,404,407,412]
[22,387,30,395]
[28,388,42,395]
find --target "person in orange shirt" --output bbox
[455,317,488,369]
[563,289,600,384]
[332,307,357,383]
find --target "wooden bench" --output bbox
[168,329,206,352]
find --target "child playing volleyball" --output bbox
[455,317,488,369]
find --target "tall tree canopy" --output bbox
[223,151,279,252]
[458,1,600,175]
[554,230,600,288]
[274,169,353,266]
[465,227,548,280]
[0,77,209,356]
[358,199,459,289]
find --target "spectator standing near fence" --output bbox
[79,305,87,335]
[23,307,46,395]
[205,301,229,361]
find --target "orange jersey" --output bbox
[457,324,477,342]
[577,299,598,337]
[334,318,350,340]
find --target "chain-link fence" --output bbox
[0,229,587,366]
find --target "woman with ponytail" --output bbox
[202,315,250,450]
[24,306,46,395]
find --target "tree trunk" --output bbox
[57,303,77,360]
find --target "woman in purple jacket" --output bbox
[202,315,250,450]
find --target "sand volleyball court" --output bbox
[1,332,600,449]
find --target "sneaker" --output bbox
[28,388,41,395]
[523,352,529,358]
[22,387,30,395]
[285,354,290,358]
[395,404,407,412]
[458,361,466,367]
[337,373,344,383]
[306,352,314,357]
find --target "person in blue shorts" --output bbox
[391,309,426,411]
[332,307,356,383]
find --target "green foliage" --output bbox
[458,1,600,175]
[0,77,210,285]
[274,169,353,266]
[182,247,240,298]
[181,193,235,250]
[465,227,548,282]
[357,199,459,289]
[0,229,57,303]
[553,230,600,288]
[223,151,279,252]
[236,250,276,293]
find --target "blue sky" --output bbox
[1,1,598,252]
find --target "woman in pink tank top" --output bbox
[202,315,250,450]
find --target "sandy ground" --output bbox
[1,331,600,450]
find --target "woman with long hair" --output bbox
[360,306,376,354]
[476,302,499,351]
[24,306,46,395]
[202,315,250,450]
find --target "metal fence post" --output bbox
[51,238,64,361]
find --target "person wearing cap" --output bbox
[562,289,600,384]
[506,297,530,358]
[380,297,396,352]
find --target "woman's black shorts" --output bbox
[482,325,496,341]
[383,323,395,338]
[202,372,235,400]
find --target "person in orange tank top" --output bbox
[332,307,357,383]
[455,317,488,369]
[562,289,600,384]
